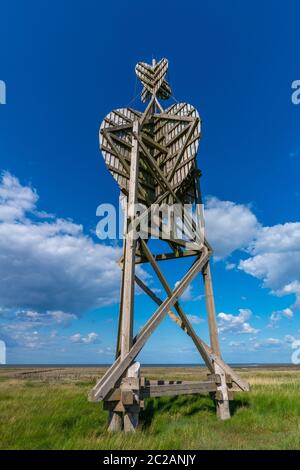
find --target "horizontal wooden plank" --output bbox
[207,373,232,385]
[142,380,217,398]
[134,250,199,265]
[105,380,218,402]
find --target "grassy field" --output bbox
[0,365,300,450]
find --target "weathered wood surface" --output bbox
[213,362,231,420]
[135,58,171,102]
[104,379,236,400]
[142,380,217,398]
[105,385,235,403]
[202,261,220,357]
[122,362,141,432]
[135,267,249,392]
[139,239,214,372]
[120,120,139,360]
[93,58,249,431]
[99,103,201,205]
[89,250,210,402]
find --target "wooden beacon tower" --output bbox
[89,58,249,431]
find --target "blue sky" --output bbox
[0,0,300,364]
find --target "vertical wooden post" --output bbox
[202,261,220,356]
[120,120,139,360]
[214,362,231,420]
[108,193,127,432]
[203,261,230,419]
[107,122,140,432]
[108,409,123,432]
[120,120,140,431]
[116,193,128,359]
[123,362,141,432]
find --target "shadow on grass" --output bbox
[229,396,250,416]
[140,394,250,429]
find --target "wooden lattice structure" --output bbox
[89,58,249,432]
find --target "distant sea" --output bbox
[0,363,297,368]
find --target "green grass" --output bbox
[1,368,300,449]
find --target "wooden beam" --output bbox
[104,379,234,402]
[134,249,199,265]
[134,274,190,334]
[214,362,231,420]
[89,250,210,402]
[142,380,217,398]
[137,137,201,246]
[115,193,127,359]
[167,118,199,183]
[141,132,168,154]
[102,123,133,133]
[154,96,164,113]
[120,120,140,360]
[123,362,140,432]
[139,240,214,372]
[118,120,140,431]
[208,350,250,392]
[202,261,220,357]
[153,113,195,122]
[139,95,155,126]
[134,267,249,393]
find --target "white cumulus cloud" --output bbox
[268,307,294,328]
[203,196,300,312]
[187,314,204,325]
[239,223,300,310]
[0,171,38,221]
[0,171,122,317]
[218,308,259,334]
[70,332,99,344]
[204,197,259,259]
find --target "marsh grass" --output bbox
[0,368,300,449]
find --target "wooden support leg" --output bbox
[122,362,140,432]
[115,192,128,359]
[202,261,220,356]
[118,121,140,431]
[124,410,139,432]
[214,362,231,420]
[203,261,231,419]
[105,121,140,431]
[90,250,210,402]
[108,410,123,432]
[107,193,128,430]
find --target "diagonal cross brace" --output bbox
[139,239,214,371]
[134,271,249,392]
[137,136,203,247]
[134,271,214,373]
[89,249,210,402]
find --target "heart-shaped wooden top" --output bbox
[100,102,201,205]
